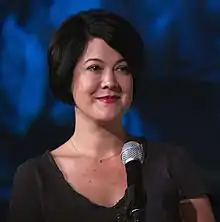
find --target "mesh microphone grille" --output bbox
[121,141,144,165]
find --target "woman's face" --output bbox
[72,38,133,122]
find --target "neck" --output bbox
[71,108,128,159]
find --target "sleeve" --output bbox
[9,160,43,222]
[166,145,210,201]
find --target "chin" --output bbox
[94,116,119,123]
[93,112,122,123]
[88,107,126,123]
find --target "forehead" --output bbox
[79,38,124,63]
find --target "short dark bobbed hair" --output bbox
[48,9,145,104]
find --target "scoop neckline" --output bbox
[44,150,126,210]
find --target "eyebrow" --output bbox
[84,58,126,64]
[84,58,104,64]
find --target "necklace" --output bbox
[69,139,121,163]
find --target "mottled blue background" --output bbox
[1,0,220,220]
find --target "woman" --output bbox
[9,9,215,222]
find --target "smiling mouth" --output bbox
[96,95,120,103]
[97,95,120,99]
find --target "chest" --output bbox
[58,157,127,208]
[42,161,180,222]
[41,150,181,222]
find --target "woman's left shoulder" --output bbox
[135,137,182,158]
[139,138,188,157]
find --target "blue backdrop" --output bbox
[1,0,220,220]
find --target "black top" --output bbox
[9,140,208,222]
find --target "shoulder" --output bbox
[131,136,192,163]
[144,139,199,172]
[18,152,47,169]
[13,152,48,184]
[142,139,183,159]
[9,154,48,221]
[17,156,42,170]
[144,139,210,196]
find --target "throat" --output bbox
[70,131,129,160]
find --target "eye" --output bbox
[116,65,130,74]
[87,65,102,72]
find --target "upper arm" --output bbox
[180,196,216,222]
[9,160,43,222]
[166,145,215,221]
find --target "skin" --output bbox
[180,197,216,222]
[51,38,216,221]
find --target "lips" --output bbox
[96,95,120,103]
[97,95,120,99]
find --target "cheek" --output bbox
[73,75,99,98]
[121,77,133,96]
[119,77,133,107]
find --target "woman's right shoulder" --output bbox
[9,154,47,221]
[13,152,49,181]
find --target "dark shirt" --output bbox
[9,140,208,222]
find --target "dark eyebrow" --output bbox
[84,58,126,65]
[84,58,104,64]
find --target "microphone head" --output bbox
[121,141,144,165]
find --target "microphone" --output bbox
[121,141,145,222]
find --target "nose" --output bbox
[100,70,119,90]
